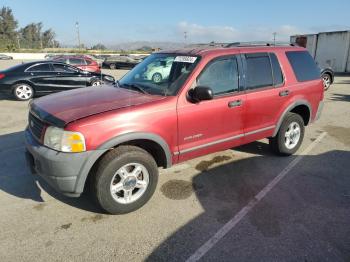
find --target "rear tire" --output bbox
[91,79,102,86]
[91,145,158,214]
[109,63,116,70]
[13,83,34,101]
[322,73,332,90]
[269,112,305,156]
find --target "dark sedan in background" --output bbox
[0,61,115,100]
[102,55,141,69]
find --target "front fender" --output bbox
[97,132,172,168]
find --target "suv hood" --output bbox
[31,85,165,127]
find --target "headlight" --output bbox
[44,126,86,153]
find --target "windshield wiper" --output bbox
[119,83,149,94]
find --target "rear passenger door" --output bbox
[242,52,288,143]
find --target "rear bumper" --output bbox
[24,128,106,197]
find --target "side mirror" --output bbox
[188,86,214,103]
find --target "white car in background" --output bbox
[142,57,174,83]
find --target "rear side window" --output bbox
[85,59,92,65]
[27,63,51,72]
[269,53,284,86]
[69,58,85,65]
[197,56,239,95]
[245,53,273,89]
[286,51,320,82]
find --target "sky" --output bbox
[2,0,350,46]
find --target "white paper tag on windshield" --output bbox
[174,56,197,63]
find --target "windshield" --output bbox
[118,53,200,96]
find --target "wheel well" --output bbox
[122,139,167,168]
[290,104,310,125]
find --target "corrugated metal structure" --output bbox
[291,31,350,73]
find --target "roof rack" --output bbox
[225,41,295,48]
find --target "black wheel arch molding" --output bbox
[97,132,172,168]
[272,100,312,137]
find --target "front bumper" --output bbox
[24,128,106,197]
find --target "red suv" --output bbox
[53,55,101,73]
[25,45,324,214]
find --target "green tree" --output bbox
[19,22,43,48]
[0,6,18,49]
[92,43,106,50]
[42,29,56,48]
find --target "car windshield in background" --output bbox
[118,53,200,96]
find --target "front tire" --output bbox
[91,79,102,86]
[91,145,158,214]
[13,83,34,101]
[269,112,305,156]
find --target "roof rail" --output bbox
[225,42,295,48]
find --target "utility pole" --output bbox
[184,31,187,43]
[76,22,81,50]
[273,32,277,46]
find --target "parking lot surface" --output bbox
[0,60,349,262]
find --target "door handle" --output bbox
[279,90,290,97]
[228,99,242,108]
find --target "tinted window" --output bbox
[69,58,85,65]
[53,64,78,73]
[270,53,284,86]
[286,51,320,82]
[85,59,92,65]
[197,57,239,95]
[27,63,51,72]
[245,53,273,89]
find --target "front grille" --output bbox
[28,113,45,141]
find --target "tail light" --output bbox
[0,73,5,79]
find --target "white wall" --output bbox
[314,31,350,72]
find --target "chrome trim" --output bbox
[244,125,275,136]
[176,125,275,155]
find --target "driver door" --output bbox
[177,55,246,162]
[52,63,87,91]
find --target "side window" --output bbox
[27,63,52,72]
[269,53,284,86]
[245,53,273,89]
[286,51,320,82]
[85,59,92,65]
[197,56,239,96]
[53,64,77,73]
[69,58,85,65]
